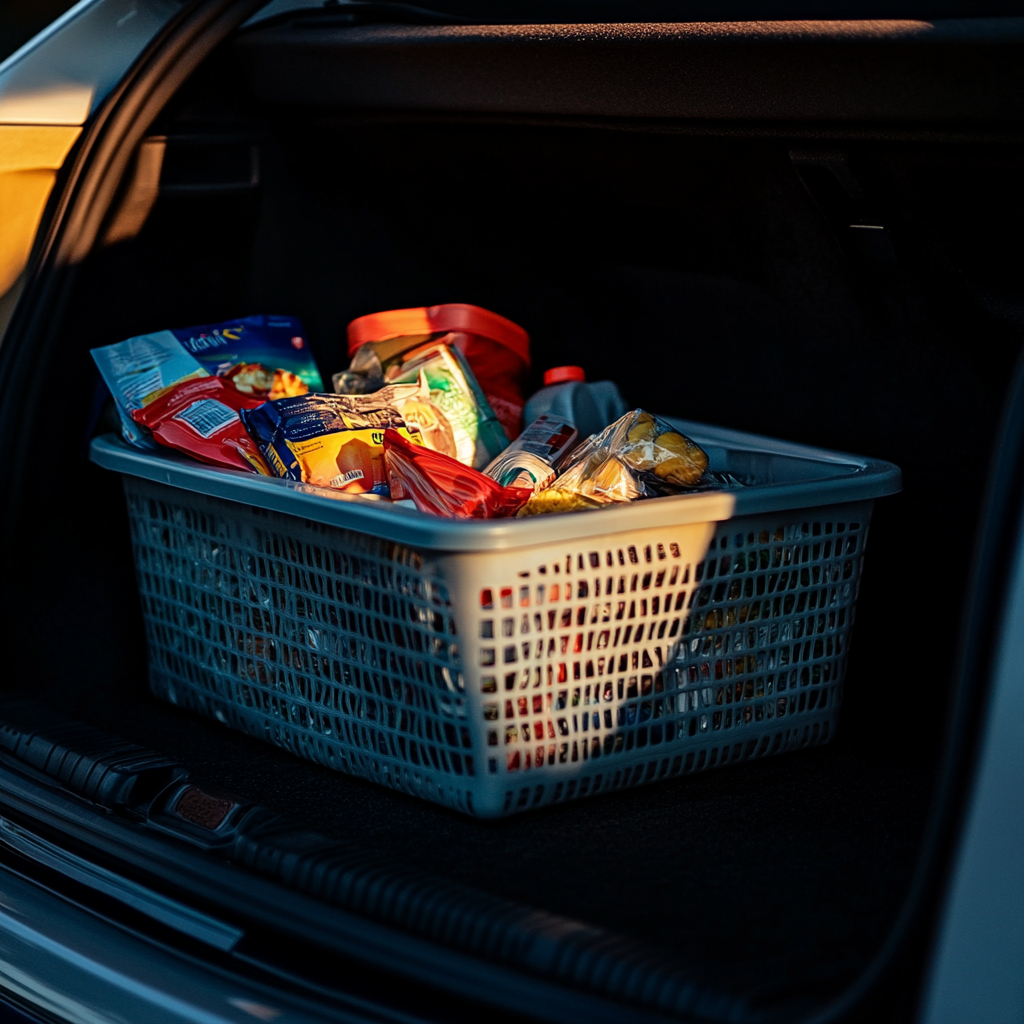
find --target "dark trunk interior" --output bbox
[5,17,1024,1018]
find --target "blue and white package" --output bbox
[91,332,207,448]
[92,315,322,448]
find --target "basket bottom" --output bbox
[152,669,837,817]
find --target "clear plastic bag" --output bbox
[519,410,709,517]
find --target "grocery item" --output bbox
[241,387,422,495]
[221,363,309,401]
[174,314,322,391]
[334,339,508,470]
[522,366,629,440]
[92,331,208,447]
[482,415,578,493]
[382,429,532,519]
[342,303,529,440]
[92,314,321,448]
[130,376,269,474]
[520,410,709,517]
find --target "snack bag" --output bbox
[92,332,208,447]
[92,315,320,448]
[131,376,270,474]
[519,410,709,517]
[334,340,508,470]
[343,304,530,439]
[383,429,532,519]
[174,315,322,392]
[241,387,422,495]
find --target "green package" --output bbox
[335,339,508,470]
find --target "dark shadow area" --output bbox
[4,43,1024,1013]
[0,0,78,63]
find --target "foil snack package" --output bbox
[342,304,531,440]
[334,341,508,470]
[520,410,710,517]
[173,315,322,392]
[131,376,270,474]
[241,387,422,495]
[92,314,321,448]
[383,429,532,519]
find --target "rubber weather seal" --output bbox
[786,349,1024,1024]
[0,697,751,1024]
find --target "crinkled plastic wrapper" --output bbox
[383,429,532,519]
[519,410,710,517]
[241,388,422,495]
[483,415,578,493]
[333,340,508,469]
[131,376,270,474]
[341,304,530,440]
[92,315,320,449]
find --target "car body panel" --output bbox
[0,0,179,327]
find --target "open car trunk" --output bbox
[3,13,1024,1022]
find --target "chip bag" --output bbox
[343,304,530,440]
[519,410,709,517]
[383,429,532,519]
[92,315,320,448]
[241,387,422,495]
[334,339,509,469]
[131,376,270,474]
[92,332,208,447]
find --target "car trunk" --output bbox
[3,14,1023,1020]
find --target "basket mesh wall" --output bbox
[125,479,474,811]
[124,476,869,817]
[464,512,867,815]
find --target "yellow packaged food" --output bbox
[519,409,709,517]
[240,386,423,495]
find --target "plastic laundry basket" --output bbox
[91,418,900,818]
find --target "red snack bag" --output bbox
[347,304,530,439]
[382,429,531,519]
[131,376,270,474]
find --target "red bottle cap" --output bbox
[543,366,586,386]
[346,303,530,366]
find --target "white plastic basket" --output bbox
[91,419,900,818]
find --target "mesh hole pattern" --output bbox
[125,479,476,813]
[475,516,865,808]
[124,476,870,817]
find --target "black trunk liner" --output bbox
[45,678,931,1003]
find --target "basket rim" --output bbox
[90,416,900,552]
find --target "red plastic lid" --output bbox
[543,365,586,386]
[347,303,530,366]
